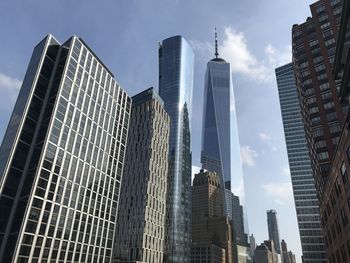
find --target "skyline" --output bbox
[0,1,320,262]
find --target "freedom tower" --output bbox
[201,30,232,194]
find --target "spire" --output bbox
[214,27,219,58]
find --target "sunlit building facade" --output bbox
[113,88,170,263]
[276,62,326,262]
[159,35,194,263]
[0,35,131,262]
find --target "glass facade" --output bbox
[276,62,326,262]
[201,59,231,191]
[0,34,131,263]
[159,35,194,263]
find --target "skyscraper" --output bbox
[0,35,131,262]
[158,35,194,263]
[191,170,234,263]
[276,62,326,261]
[292,0,344,201]
[201,30,231,192]
[266,210,281,255]
[113,87,170,263]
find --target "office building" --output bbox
[292,0,345,201]
[255,242,275,263]
[201,30,232,192]
[113,88,170,263]
[159,35,194,262]
[267,210,281,255]
[225,190,247,246]
[191,170,234,263]
[319,0,350,261]
[0,35,131,262]
[276,62,326,261]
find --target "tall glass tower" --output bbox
[201,39,231,192]
[0,34,131,263]
[159,35,194,263]
[276,62,326,262]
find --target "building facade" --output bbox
[276,62,326,261]
[0,35,131,262]
[266,210,281,256]
[201,48,231,192]
[292,0,345,201]
[158,35,194,263]
[191,170,233,263]
[113,88,170,263]
[254,243,274,263]
[319,0,350,261]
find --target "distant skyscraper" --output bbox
[113,88,170,263]
[276,62,326,261]
[267,210,281,255]
[249,234,256,262]
[0,35,131,262]
[159,35,194,263]
[201,30,231,192]
[191,170,233,263]
[225,190,247,246]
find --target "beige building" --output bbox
[113,88,170,263]
[191,170,234,263]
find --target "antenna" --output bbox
[215,27,219,58]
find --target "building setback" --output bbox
[319,0,350,261]
[0,35,131,262]
[113,88,170,263]
[276,62,326,262]
[191,170,234,263]
[158,35,194,263]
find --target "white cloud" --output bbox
[190,27,291,82]
[240,145,257,167]
[0,73,21,108]
[259,132,271,142]
[282,166,291,178]
[261,182,293,205]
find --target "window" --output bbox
[341,208,349,227]
[309,106,319,114]
[324,102,335,110]
[315,140,326,149]
[326,112,337,122]
[318,151,329,161]
[335,176,341,196]
[329,124,340,134]
[313,127,324,137]
[320,82,330,91]
[341,162,348,184]
[318,14,329,22]
[316,4,326,13]
[307,97,317,104]
[311,116,321,125]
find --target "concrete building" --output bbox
[158,35,194,263]
[276,62,325,261]
[0,35,131,262]
[113,88,170,263]
[191,170,234,263]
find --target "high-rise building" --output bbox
[255,242,275,263]
[158,35,194,263]
[292,0,345,201]
[276,62,326,261]
[318,0,350,261]
[267,210,281,255]
[249,234,256,262]
[191,170,234,263]
[225,190,247,246]
[201,30,231,192]
[0,34,131,262]
[113,88,170,263]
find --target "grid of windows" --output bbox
[1,35,131,263]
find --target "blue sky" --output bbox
[0,0,316,261]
